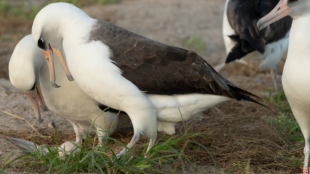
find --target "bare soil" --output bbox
[0,0,298,173]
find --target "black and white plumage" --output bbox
[217,0,292,92]
[31,2,263,156]
[89,21,261,99]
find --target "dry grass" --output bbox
[2,85,303,173]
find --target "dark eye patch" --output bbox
[38,38,46,50]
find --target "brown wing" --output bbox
[88,20,261,103]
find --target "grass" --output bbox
[221,160,251,174]
[263,88,303,141]
[0,112,214,173]
[182,36,206,53]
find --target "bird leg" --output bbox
[69,122,83,145]
[145,138,156,157]
[97,126,109,147]
[75,133,83,145]
[116,131,141,156]
[304,140,310,174]
[270,65,279,93]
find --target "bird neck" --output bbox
[59,16,96,53]
[287,14,310,61]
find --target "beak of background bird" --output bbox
[257,0,289,30]
[25,84,46,123]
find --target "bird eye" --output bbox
[38,38,46,50]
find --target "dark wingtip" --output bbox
[225,52,237,63]
[229,85,266,107]
[229,85,261,100]
[242,95,267,108]
[225,42,252,64]
[228,35,240,41]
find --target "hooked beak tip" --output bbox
[50,80,61,88]
[37,118,44,123]
[67,75,74,81]
[257,20,266,31]
[43,106,49,111]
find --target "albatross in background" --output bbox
[216,0,292,92]
[9,35,131,154]
[31,2,264,156]
[258,0,310,173]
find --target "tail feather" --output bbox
[229,85,261,99]
[241,95,266,108]
[225,42,253,63]
[229,85,266,107]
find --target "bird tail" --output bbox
[229,85,266,107]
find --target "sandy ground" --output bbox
[0,0,290,173]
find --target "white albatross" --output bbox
[257,0,310,173]
[216,0,292,92]
[31,2,264,156]
[9,35,131,154]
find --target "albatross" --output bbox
[216,0,292,92]
[9,35,223,155]
[257,0,310,173]
[9,35,131,154]
[31,2,264,156]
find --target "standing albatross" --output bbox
[216,0,292,92]
[31,2,263,156]
[258,0,310,173]
[9,35,131,154]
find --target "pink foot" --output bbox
[145,153,150,157]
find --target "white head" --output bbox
[9,35,48,122]
[257,0,310,30]
[31,3,84,87]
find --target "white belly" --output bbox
[283,56,310,108]
[40,54,101,122]
[148,94,231,122]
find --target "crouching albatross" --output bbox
[31,2,264,156]
[9,35,131,154]
[258,0,310,173]
[216,0,292,92]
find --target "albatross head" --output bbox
[9,35,48,123]
[257,0,310,30]
[32,3,76,88]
